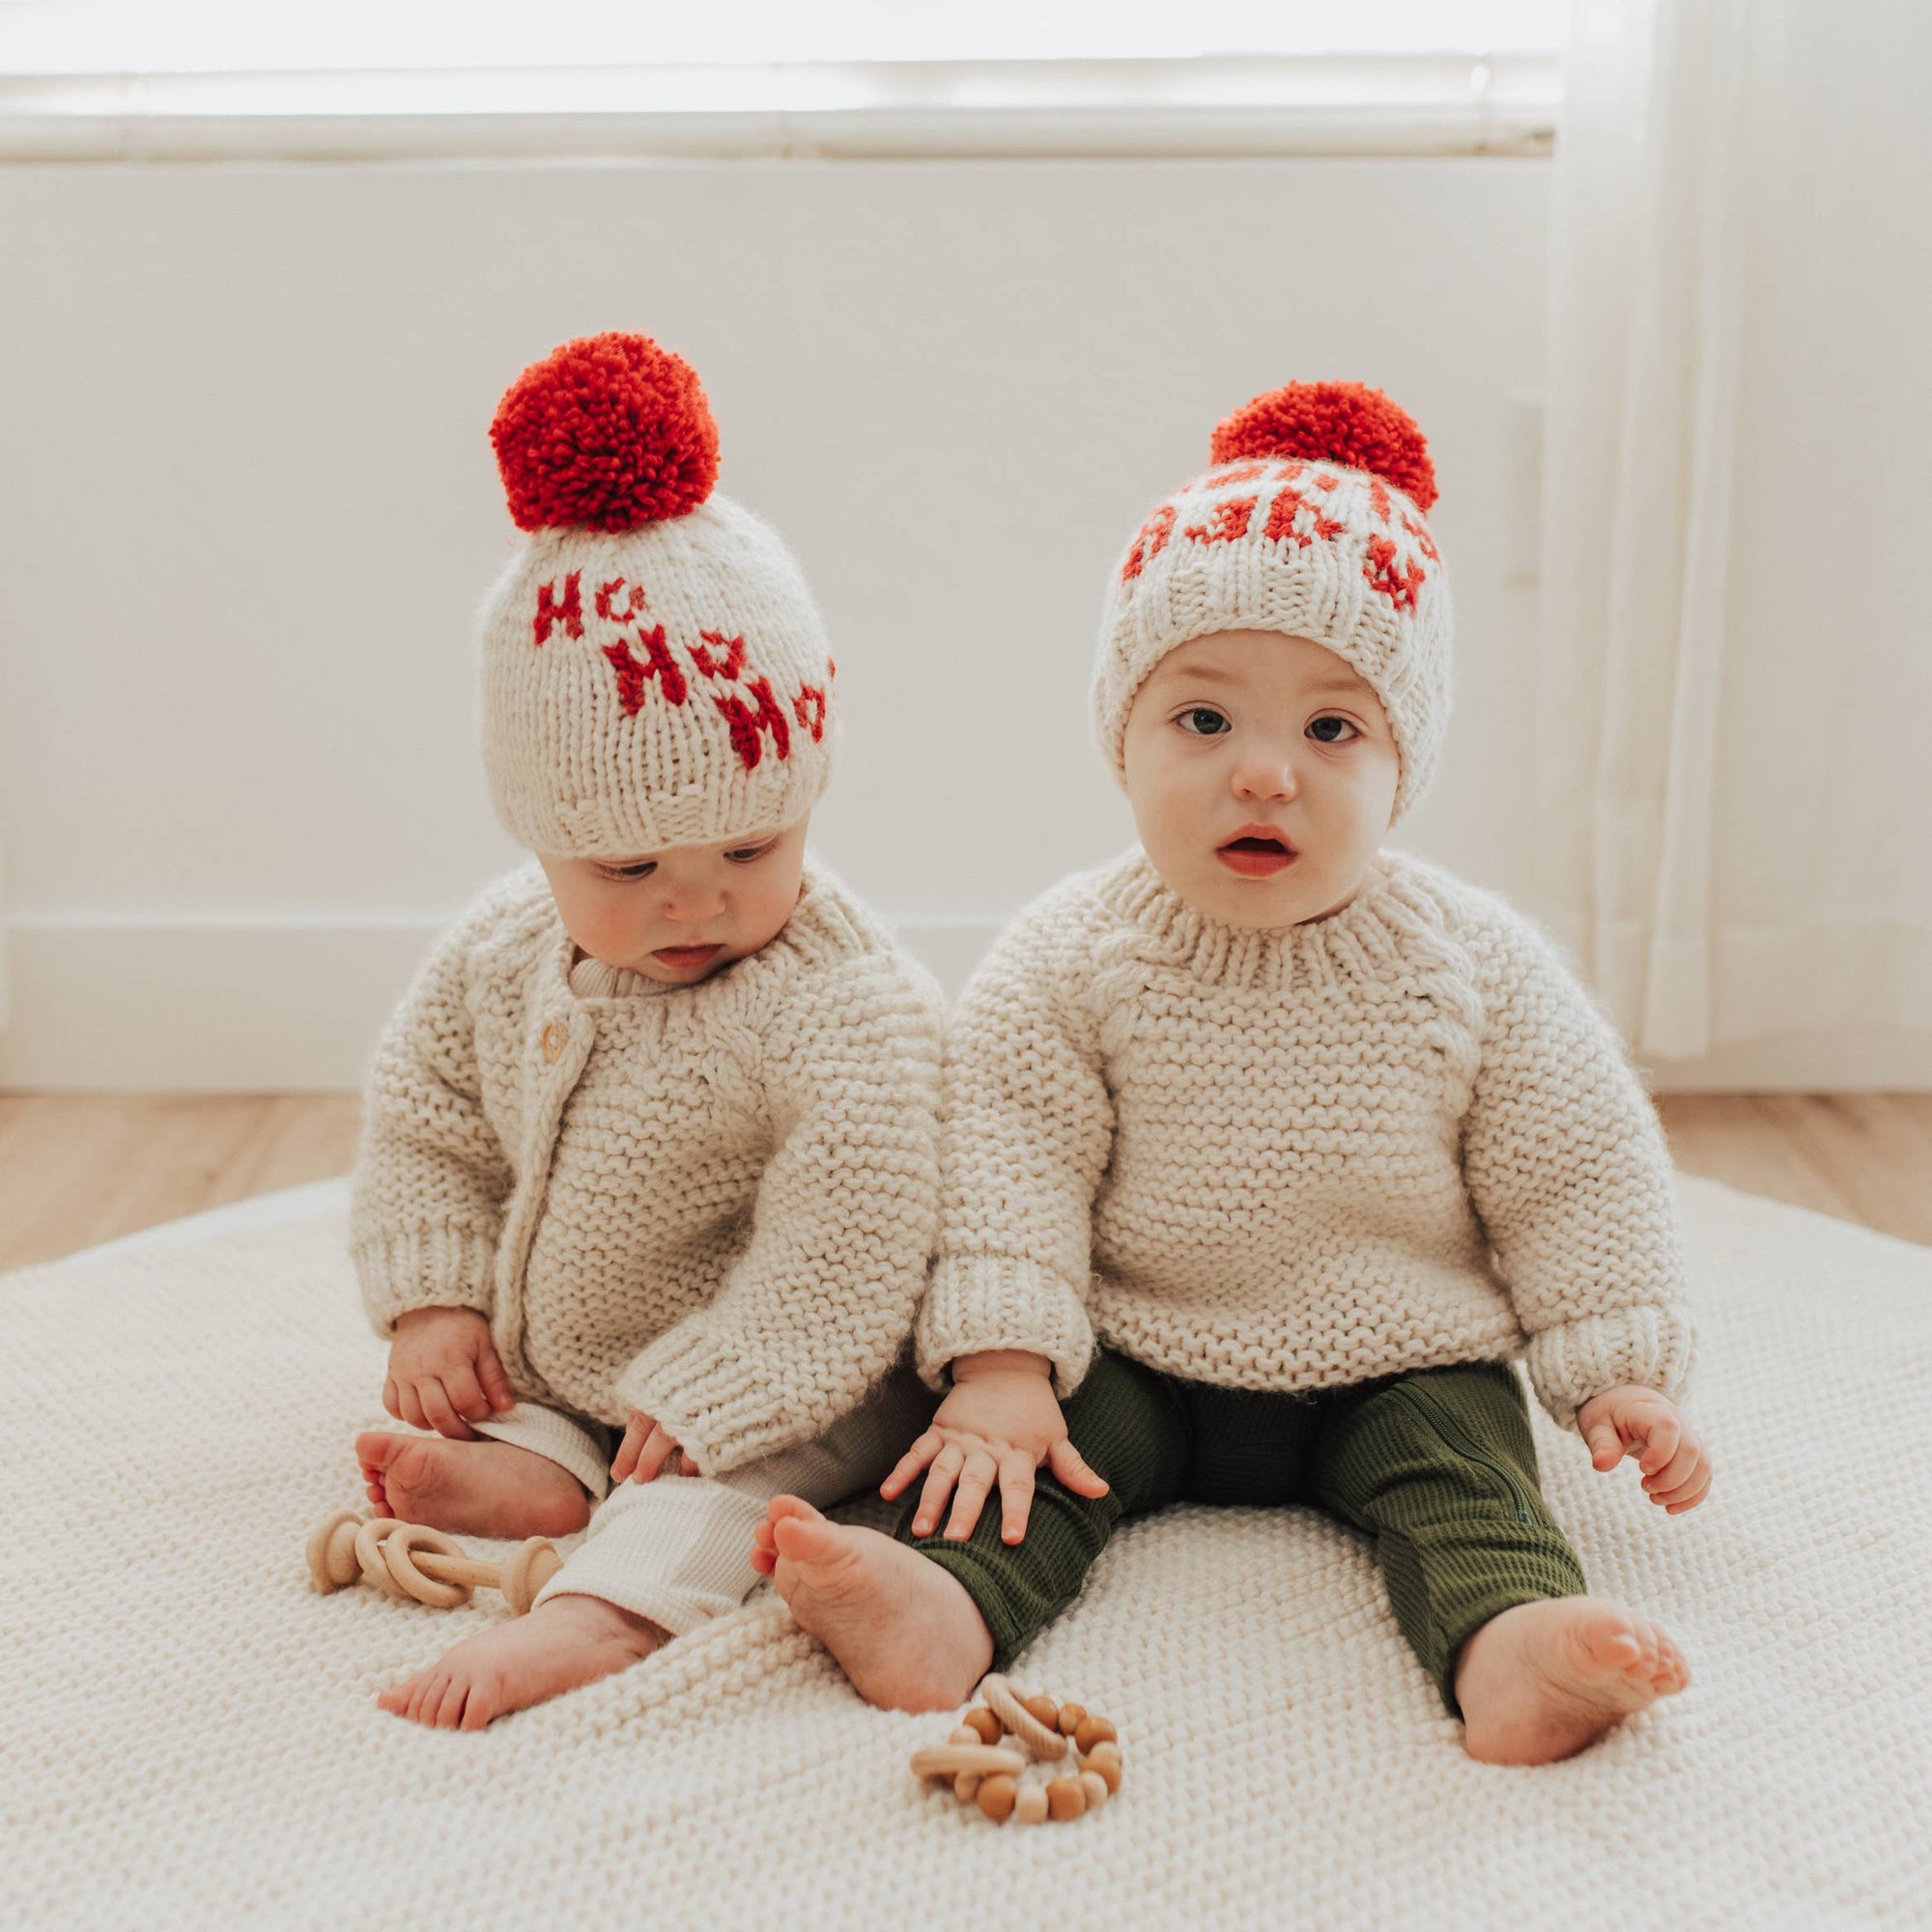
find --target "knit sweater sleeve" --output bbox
[611,955,943,1476]
[1459,898,1695,1430]
[914,892,1113,1397]
[349,908,514,1339]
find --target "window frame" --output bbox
[0,55,1559,163]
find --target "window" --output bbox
[0,1,1564,159]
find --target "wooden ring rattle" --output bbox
[306,1510,563,1616]
[912,1675,1122,1824]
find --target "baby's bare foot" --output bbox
[377,1595,663,1730]
[753,1495,992,1711]
[1455,1596,1689,1765]
[355,1431,591,1540]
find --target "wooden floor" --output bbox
[0,1094,363,1271]
[1,1091,1928,1273]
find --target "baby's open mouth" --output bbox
[1215,833,1298,878]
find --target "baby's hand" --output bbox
[384,1306,516,1439]
[1577,1384,1713,1514]
[611,1409,701,1483]
[881,1350,1108,1546]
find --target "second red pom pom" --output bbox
[490,332,720,533]
[1209,380,1437,512]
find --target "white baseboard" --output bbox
[2,914,1928,1093]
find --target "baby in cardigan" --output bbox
[754,382,1713,1765]
[350,333,942,1729]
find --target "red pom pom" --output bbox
[490,332,720,532]
[1209,381,1437,513]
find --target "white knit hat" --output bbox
[1094,381,1450,821]
[479,332,838,856]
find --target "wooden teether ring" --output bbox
[912,1678,1122,1825]
[376,1521,472,1608]
[979,1673,1067,1760]
[909,1745,1026,1780]
[306,1510,364,1594]
[499,1536,564,1616]
[310,1511,561,1616]
[354,1517,412,1598]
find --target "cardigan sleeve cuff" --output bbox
[914,1254,1095,1398]
[613,1321,824,1477]
[353,1226,498,1339]
[1525,1303,1695,1431]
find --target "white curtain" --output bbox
[1535,0,1932,1061]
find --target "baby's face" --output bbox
[1121,631,1400,929]
[539,815,810,984]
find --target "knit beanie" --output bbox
[479,332,838,856]
[1094,381,1450,821]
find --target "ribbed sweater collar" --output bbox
[1094,846,1451,994]
[552,858,868,1006]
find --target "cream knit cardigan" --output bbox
[916,848,1693,1430]
[350,862,943,1475]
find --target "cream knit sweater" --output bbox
[350,862,943,1475]
[915,848,1693,1430]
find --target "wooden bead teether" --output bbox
[979,1672,1067,1760]
[306,1509,563,1616]
[910,1677,1123,1826]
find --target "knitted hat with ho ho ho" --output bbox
[479,331,838,857]
[1093,381,1451,822]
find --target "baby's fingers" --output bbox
[1662,1467,1713,1514]
[475,1337,517,1413]
[611,1417,648,1483]
[1046,1437,1110,1500]
[880,1430,944,1502]
[396,1379,430,1433]
[911,1444,967,1538]
[383,1378,404,1424]
[1642,1435,1701,1497]
[942,1450,999,1541]
[997,1452,1037,1544]
[631,1424,680,1483]
[1636,1412,1681,1477]
[1584,1421,1625,1471]
[418,1378,479,1441]
[440,1360,493,1427]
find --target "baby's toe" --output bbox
[376,1675,419,1717]
[431,1676,471,1729]
[460,1675,505,1731]
[1626,1619,1661,1678]
[1578,1609,1640,1673]
[408,1671,449,1725]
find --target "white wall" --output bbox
[1,155,1557,1087]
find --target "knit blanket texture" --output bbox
[5,1176,1927,1930]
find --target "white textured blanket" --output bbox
[7,1177,1929,1930]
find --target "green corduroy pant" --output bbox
[896,1350,1587,1715]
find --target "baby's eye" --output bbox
[1307,715,1359,744]
[600,861,657,881]
[1176,706,1231,737]
[725,840,778,865]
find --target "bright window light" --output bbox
[1,1,1567,76]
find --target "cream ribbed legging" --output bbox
[475,1364,935,1636]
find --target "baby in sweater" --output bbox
[754,382,1713,1765]
[350,333,942,1729]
